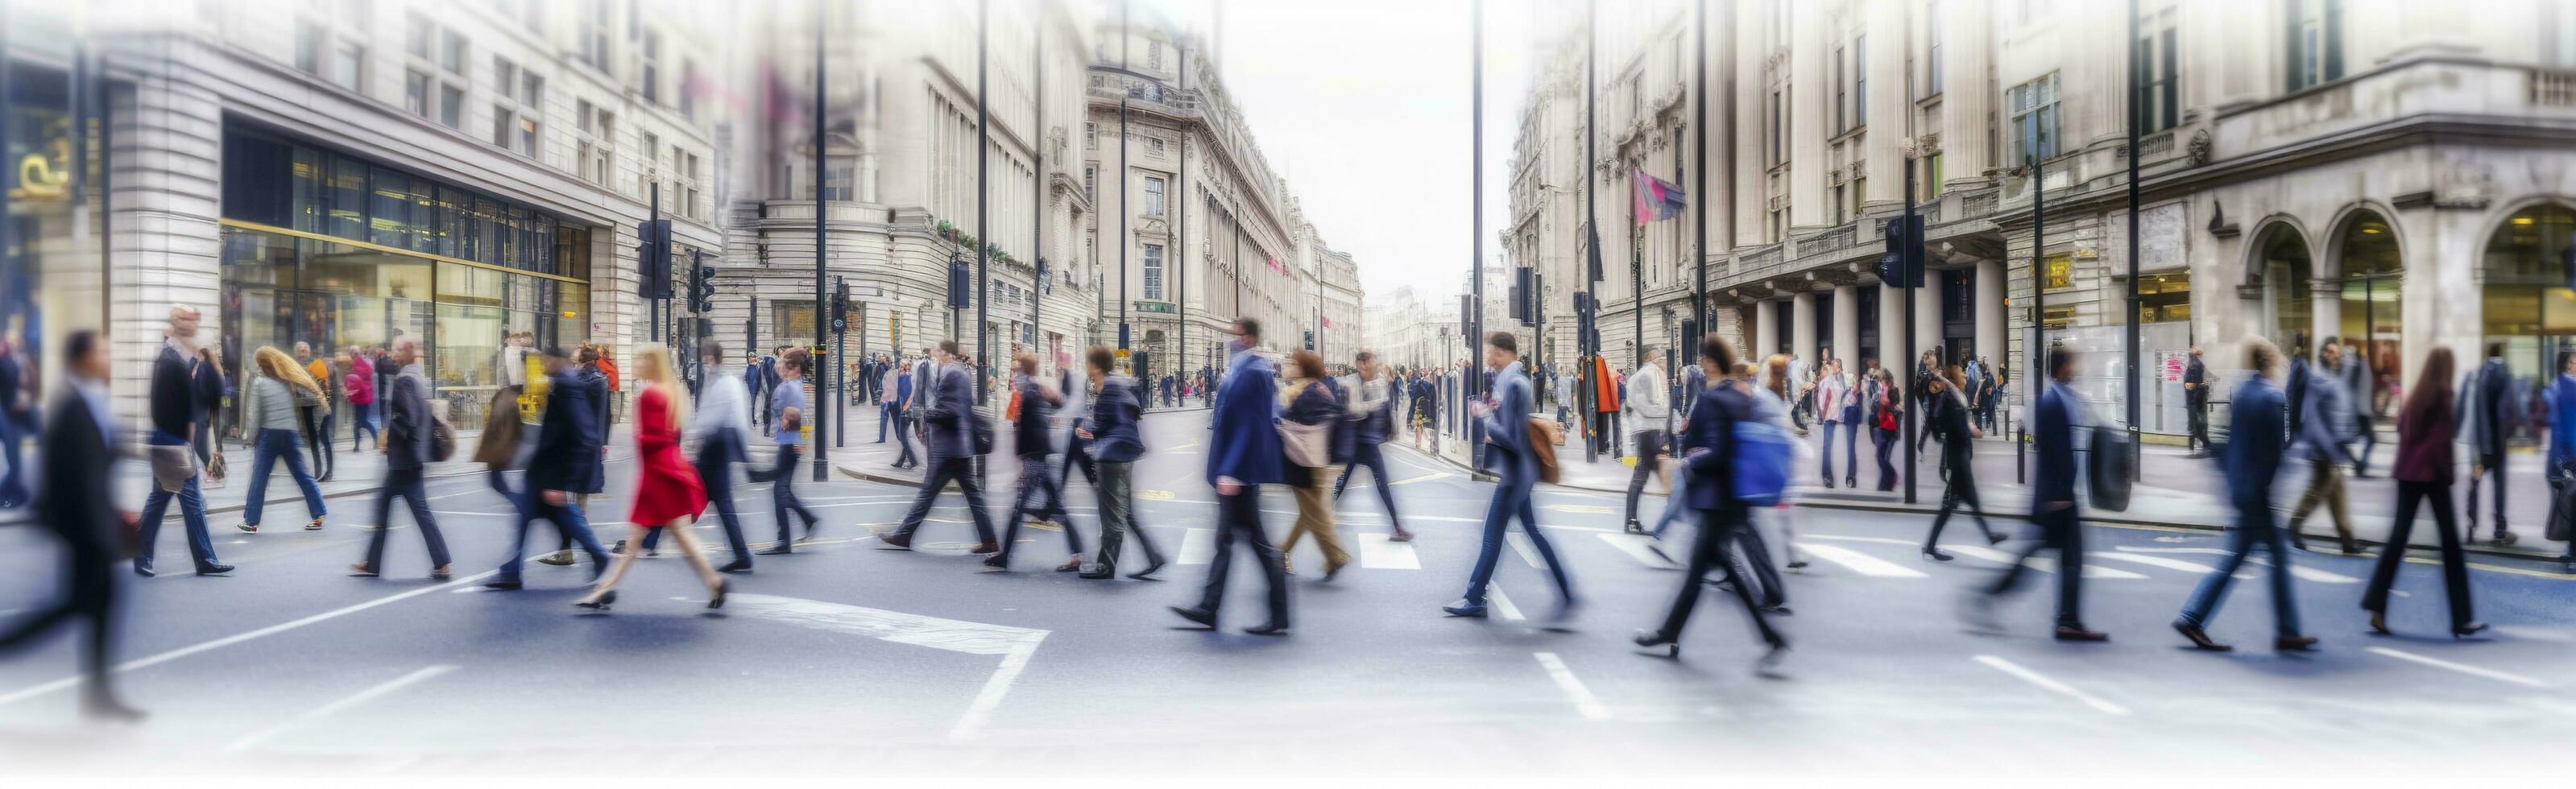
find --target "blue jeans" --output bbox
[1460,470,1572,607]
[138,461,218,572]
[1332,441,1402,531]
[243,428,327,527]
[2176,498,2303,636]
[349,401,380,452]
[495,490,608,584]
[0,409,27,505]
[1649,470,1692,539]
[877,403,897,442]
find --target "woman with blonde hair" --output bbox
[237,346,329,533]
[575,345,729,612]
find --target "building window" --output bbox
[1766,89,1784,165]
[1084,167,1095,200]
[1924,2,1944,97]
[680,59,699,120]
[2138,10,2180,132]
[1143,243,1165,300]
[438,84,464,128]
[490,57,539,157]
[1920,153,1944,201]
[1149,40,1162,69]
[1852,35,1867,128]
[2551,0,2576,66]
[1148,137,1166,155]
[1085,122,1097,150]
[296,21,324,75]
[405,71,432,116]
[2008,72,2060,164]
[331,40,365,92]
[640,30,663,104]
[1851,177,1866,217]
[440,30,466,74]
[405,13,433,59]
[1833,184,1847,225]
[1833,46,1846,132]
[578,0,611,69]
[1143,175,1166,217]
[2285,0,2342,91]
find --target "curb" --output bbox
[1401,439,2570,565]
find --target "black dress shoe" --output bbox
[1243,622,1290,636]
[197,563,236,576]
[981,556,1010,570]
[574,590,617,611]
[2054,625,2110,642]
[131,564,155,578]
[1923,549,1954,561]
[1127,560,1166,580]
[2173,621,2232,651]
[2453,622,2489,638]
[756,544,793,556]
[1169,605,1216,628]
[1632,629,1679,657]
[878,533,913,549]
[708,580,730,609]
[717,560,753,573]
[482,580,524,590]
[968,542,1000,555]
[2274,634,2319,651]
[1078,569,1115,580]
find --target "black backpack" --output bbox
[2086,423,2134,513]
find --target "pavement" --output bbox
[1411,396,2576,562]
[1,407,2571,779]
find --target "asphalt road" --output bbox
[1,409,2571,779]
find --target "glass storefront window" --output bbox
[2480,204,2576,382]
[2337,214,2402,370]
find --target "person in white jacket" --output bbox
[1753,355,1812,577]
[1621,351,1673,534]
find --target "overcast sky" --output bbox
[1136,0,1537,306]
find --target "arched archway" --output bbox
[2330,209,2404,411]
[2479,202,2576,382]
[2251,222,2313,351]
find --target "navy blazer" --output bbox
[383,366,433,471]
[1478,361,1536,481]
[2031,381,2079,508]
[1354,376,1396,444]
[1207,351,1285,485]
[1013,377,1055,458]
[1678,378,1758,511]
[1087,374,1146,462]
[923,363,977,459]
[526,369,602,494]
[2224,372,2288,505]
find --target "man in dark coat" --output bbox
[1170,319,1292,634]
[2465,342,2521,543]
[0,331,143,720]
[487,347,612,589]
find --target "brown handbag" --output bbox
[1526,417,1563,484]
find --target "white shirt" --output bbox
[1626,363,1670,427]
[693,365,754,440]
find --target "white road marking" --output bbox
[1941,544,2147,579]
[0,571,497,708]
[2090,551,2251,579]
[1488,586,1527,621]
[2366,646,2551,688]
[2492,626,2576,643]
[724,593,1050,739]
[1792,543,1929,578]
[1595,533,1677,568]
[1533,652,1611,721]
[1177,527,1215,565]
[1356,533,1421,569]
[1973,655,2131,716]
[1386,473,1454,486]
[1507,532,1542,568]
[2110,546,2356,583]
[226,665,458,752]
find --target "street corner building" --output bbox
[1503,0,2576,442]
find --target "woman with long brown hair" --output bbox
[2360,346,2483,638]
[237,346,330,534]
[1278,349,1352,579]
[575,345,728,612]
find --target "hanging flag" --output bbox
[1633,167,1688,226]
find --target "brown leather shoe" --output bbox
[967,541,1000,555]
[2274,634,2320,651]
[2053,625,2110,642]
[2173,622,2231,651]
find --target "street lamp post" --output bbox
[811,6,830,481]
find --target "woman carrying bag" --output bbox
[1867,368,1903,491]
[1277,350,1353,580]
[238,347,329,534]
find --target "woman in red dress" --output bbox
[577,345,729,611]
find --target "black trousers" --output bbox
[2185,394,2210,452]
[1926,462,1996,548]
[645,436,753,563]
[996,453,1082,564]
[1623,430,1667,526]
[746,448,819,543]
[364,468,451,570]
[2362,480,2474,628]
[893,455,997,544]
[1655,506,1783,647]
[1195,485,1289,626]
[2466,452,2509,534]
[1332,441,1402,530]
[0,542,119,706]
[1986,505,2085,628]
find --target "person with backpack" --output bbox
[2172,338,2317,653]
[1633,334,1787,671]
[989,352,1083,572]
[1923,366,2001,560]
[1077,346,1164,580]
[884,341,1000,556]
[1333,351,1413,543]
[351,337,450,580]
[1443,332,1574,621]
[1969,345,2109,642]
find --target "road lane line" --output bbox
[1488,586,1527,621]
[2090,551,2249,579]
[1973,655,2131,716]
[1532,652,1611,721]
[1596,533,1676,568]
[1356,533,1422,569]
[226,664,458,752]
[2110,546,2356,583]
[1792,543,1929,578]
[722,593,1050,740]
[1386,473,1455,486]
[0,571,496,708]
[1507,532,1542,568]
[2366,646,2552,688]
[1941,544,2147,579]
[1177,527,1215,565]
[2493,626,2576,643]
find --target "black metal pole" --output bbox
[1902,164,1919,506]
[835,275,847,448]
[2124,0,2144,477]
[1692,0,1707,338]
[812,6,829,481]
[1470,0,1485,468]
[2028,152,2045,478]
[1116,0,1131,364]
[976,0,992,419]
[1581,0,1599,462]
[1033,21,1044,370]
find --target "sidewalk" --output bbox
[1413,412,2576,564]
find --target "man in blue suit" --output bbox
[1972,345,2108,641]
[1632,334,1785,667]
[1332,351,1412,542]
[1444,332,1574,619]
[1170,318,1291,634]
[1078,346,1163,579]
[487,347,612,589]
[883,341,1000,554]
[2173,339,2317,652]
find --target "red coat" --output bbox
[627,384,707,527]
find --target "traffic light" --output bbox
[947,257,971,309]
[1877,214,1925,288]
[636,220,673,299]
[1303,329,1315,350]
[688,259,718,314]
[830,279,850,333]
[1510,266,1534,325]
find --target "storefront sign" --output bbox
[1134,300,1175,314]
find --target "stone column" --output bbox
[1751,298,1778,361]
[1877,280,1906,370]
[1976,259,2007,370]
[2308,278,2342,358]
[1833,283,1861,374]
[1792,291,1820,368]
[1938,0,1991,186]
[1910,277,1942,367]
[109,66,224,423]
[1788,0,1825,229]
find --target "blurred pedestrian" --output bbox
[746,347,821,554]
[2549,350,2576,573]
[2342,338,2377,477]
[576,346,728,612]
[190,346,228,489]
[1634,334,1787,670]
[883,341,1000,554]
[2361,346,2484,637]
[644,340,756,572]
[236,347,331,535]
[1969,345,2107,642]
[472,344,530,523]
[2463,342,2520,544]
[0,337,28,507]
[2184,346,2209,457]
[1171,319,1293,634]
[1922,366,2000,560]
[486,347,612,590]
[136,306,231,577]
[2173,339,2317,652]
[1866,366,1901,491]
[0,331,142,721]
[295,341,337,482]
[1445,331,1574,620]
[1333,351,1411,542]
[1078,347,1163,579]
[345,345,379,453]
[1277,349,1352,580]
[351,337,450,579]
[1816,357,1854,490]
[535,345,611,566]
[2287,337,2362,554]
[1748,356,1807,589]
[1621,347,1672,534]
[992,352,1082,572]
